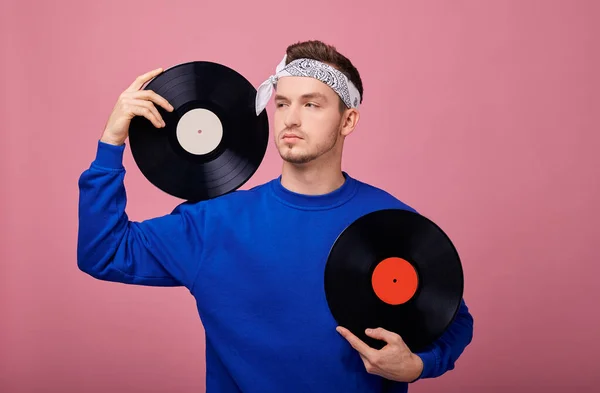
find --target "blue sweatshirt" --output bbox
[77,141,474,393]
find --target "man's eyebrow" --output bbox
[274,93,329,101]
[301,92,328,101]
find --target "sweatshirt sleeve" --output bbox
[383,299,473,392]
[76,140,206,289]
[411,298,474,381]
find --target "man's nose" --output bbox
[284,105,301,129]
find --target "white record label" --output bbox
[176,108,223,155]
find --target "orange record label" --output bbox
[371,257,418,305]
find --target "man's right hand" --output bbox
[100,67,174,146]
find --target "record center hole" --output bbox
[393,279,397,283]
[197,129,203,134]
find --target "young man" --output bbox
[77,40,473,392]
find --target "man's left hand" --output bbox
[336,326,423,383]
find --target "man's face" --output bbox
[273,77,346,165]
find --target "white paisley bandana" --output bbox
[255,55,362,115]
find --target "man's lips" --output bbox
[282,133,302,140]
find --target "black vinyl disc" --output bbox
[128,61,269,202]
[324,209,464,352]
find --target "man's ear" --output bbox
[341,108,360,137]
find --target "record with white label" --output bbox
[129,61,269,201]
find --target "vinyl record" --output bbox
[128,61,269,202]
[324,209,463,352]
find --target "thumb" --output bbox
[365,327,401,344]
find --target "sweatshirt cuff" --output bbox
[412,348,438,381]
[93,140,126,170]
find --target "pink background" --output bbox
[2,0,598,392]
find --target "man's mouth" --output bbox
[282,133,302,140]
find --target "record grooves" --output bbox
[129,61,269,202]
[324,209,464,352]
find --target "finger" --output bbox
[365,327,402,345]
[131,99,165,126]
[132,90,174,112]
[127,67,164,92]
[336,326,377,360]
[130,104,163,128]
[362,360,377,375]
[358,353,381,375]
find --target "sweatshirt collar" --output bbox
[270,172,359,210]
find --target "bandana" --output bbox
[255,55,362,115]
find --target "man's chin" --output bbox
[279,151,313,165]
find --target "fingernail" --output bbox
[366,328,372,334]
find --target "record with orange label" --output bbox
[129,61,269,202]
[324,209,464,352]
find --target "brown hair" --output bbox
[285,40,364,111]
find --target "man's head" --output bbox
[269,40,363,165]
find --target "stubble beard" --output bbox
[278,128,340,165]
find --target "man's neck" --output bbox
[280,159,346,196]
